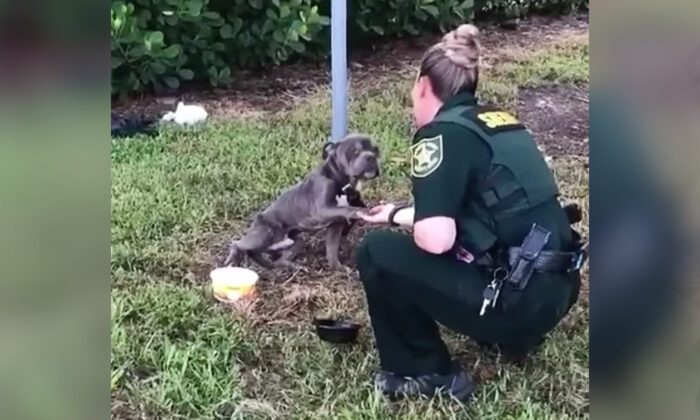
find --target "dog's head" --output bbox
[323,133,380,180]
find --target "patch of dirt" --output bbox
[111,393,152,420]
[111,14,588,121]
[211,225,374,327]
[518,84,589,157]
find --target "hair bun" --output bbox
[454,24,480,41]
[443,24,480,46]
[439,24,480,69]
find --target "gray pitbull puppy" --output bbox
[223,134,380,270]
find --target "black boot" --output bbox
[372,361,474,402]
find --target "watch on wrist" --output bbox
[388,204,410,226]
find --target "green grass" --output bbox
[111,37,589,419]
[481,42,589,109]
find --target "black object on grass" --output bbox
[111,112,158,138]
[314,318,360,344]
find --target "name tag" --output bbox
[477,111,520,129]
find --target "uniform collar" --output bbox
[414,91,479,139]
[437,91,478,116]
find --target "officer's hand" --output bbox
[358,203,396,224]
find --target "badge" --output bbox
[410,135,443,178]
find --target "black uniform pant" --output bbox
[356,230,580,376]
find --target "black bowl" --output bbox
[314,318,360,344]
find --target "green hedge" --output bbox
[111,0,587,96]
[475,0,587,20]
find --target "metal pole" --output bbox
[330,0,347,142]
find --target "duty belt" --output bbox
[472,234,587,275]
[507,245,587,273]
[475,222,587,316]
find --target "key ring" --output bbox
[492,267,508,282]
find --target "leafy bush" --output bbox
[111,2,191,95]
[475,0,588,20]
[111,0,329,97]
[111,0,586,96]
[347,0,474,39]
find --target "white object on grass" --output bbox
[210,266,259,303]
[162,101,208,125]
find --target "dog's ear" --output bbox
[322,142,338,160]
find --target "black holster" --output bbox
[505,223,552,290]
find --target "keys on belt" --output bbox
[480,268,507,317]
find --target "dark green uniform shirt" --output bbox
[411,92,573,252]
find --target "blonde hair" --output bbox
[419,24,481,100]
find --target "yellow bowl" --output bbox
[210,267,259,303]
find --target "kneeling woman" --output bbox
[358,24,584,401]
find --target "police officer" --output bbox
[357,24,585,401]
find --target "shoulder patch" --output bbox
[411,135,443,178]
[464,107,526,134]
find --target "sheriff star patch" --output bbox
[411,135,443,178]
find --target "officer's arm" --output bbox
[411,123,481,254]
[414,217,457,254]
[391,206,415,227]
[386,206,455,253]
[383,206,456,253]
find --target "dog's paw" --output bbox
[329,262,353,274]
[277,260,308,273]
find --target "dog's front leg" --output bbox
[325,223,346,271]
[312,206,363,225]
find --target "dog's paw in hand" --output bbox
[349,210,365,221]
[357,204,394,224]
